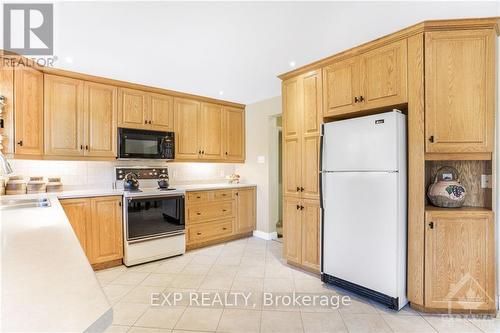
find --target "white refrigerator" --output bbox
[320,110,407,310]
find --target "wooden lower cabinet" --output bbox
[283,196,320,272]
[186,187,256,249]
[61,196,123,269]
[424,209,495,312]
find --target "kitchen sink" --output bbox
[0,197,51,210]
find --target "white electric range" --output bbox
[115,167,186,266]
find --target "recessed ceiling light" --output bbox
[289,61,296,68]
[219,90,224,96]
[65,56,73,64]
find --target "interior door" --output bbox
[223,106,245,161]
[322,171,399,296]
[200,102,223,160]
[322,57,360,117]
[174,97,201,159]
[84,82,117,157]
[118,88,149,130]
[424,211,494,311]
[359,39,408,110]
[14,65,43,155]
[149,93,174,131]
[284,196,302,265]
[44,74,85,156]
[425,29,494,153]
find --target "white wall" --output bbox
[238,96,282,234]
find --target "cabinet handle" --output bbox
[300,187,304,192]
[225,152,228,155]
[85,145,89,150]
[429,222,434,229]
[354,96,359,103]
[196,196,201,199]
[202,150,204,154]
[149,120,152,124]
[199,150,202,154]
[429,135,434,143]
[144,120,148,124]
[196,212,201,215]
[222,209,227,212]
[222,227,227,230]
[118,201,122,207]
[80,144,83,150]
[17,140,23,146]
[235,192,239,196]
[359,96,364,102]
[296,204,300,210]
[197,232,202,235]
[300,205,304,210]
[222,193,226,196]
[296,186,300,192]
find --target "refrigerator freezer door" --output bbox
[322,171,400,297]
[322,111,404,172]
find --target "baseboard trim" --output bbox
[253,230,278,240]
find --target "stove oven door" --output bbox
[126,195,185,241]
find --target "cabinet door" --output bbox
[88,196,123,264]
[150,93,174,131]
[302,70,322,136]
[283,196,302,265]
[283,137,301,197]
[14,65,43,155]
[174,98,201,159]
[425,30,495,153]
[425,211,495,311]
[235,187,256,234]
[200,102,223,160]
[118,88,149,130]
[223,106,245,161]
[84,82,117,157]
[283,77,301,138]
[301,199,320,271]
[359,39,407,110]
[61,198,91,255]
[44,75,84,156]
[322,57,360,117]
[301,136,320,199]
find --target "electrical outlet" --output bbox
[481,174,492,189]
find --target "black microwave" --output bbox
[118,128,174,160]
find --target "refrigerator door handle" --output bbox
[319,124,325,210]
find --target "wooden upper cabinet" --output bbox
[61,198,91,254]
[425,30,495,153]
[425,210,495,311]
[14,65,43,155]
[44,75,84,156]
[323,57,360,117]
[359,39,407,109]
[301,199,320,271]
[118,88,149,130]
[174,97,201,159]
[235,187,256,234]
[283,196,302,265]
[223,107,245,161]
[302,70,322,136]
[283,77,301,138]
[150,93,173,131]
[200,103,223,160]
[88,196,123,264]
[84,82,117,157]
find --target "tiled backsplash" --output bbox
[7,159,239,190]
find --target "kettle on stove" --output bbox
[157,173,169,189]
[123,172,140,191]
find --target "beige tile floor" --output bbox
[97,237,498,333]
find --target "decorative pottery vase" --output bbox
[427,166,467,208]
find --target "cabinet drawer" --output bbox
[187,191,210,203]
[187,219,233,244]
[214,189,233,200]
[187,201,233,222]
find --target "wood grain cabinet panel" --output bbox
[174,97,201,159]
[118,88,149,130]
[223,106,245,161]
[301,135,320,199]
[425,30,495,153]
[283,137,301,197]
[359,39,408,109]
[44,74,85,156]
[283,77,301,138]
[84,82,117,157]
[323,58,360,117]
[283,196,302,265]
[200,102,223,160]
[88,196,123,264]
[235,187,256,234]
[302,70,323,136]
[301,199,321,271]
[150,93,173,131]
[424,210,495,311]
[61,198,91,254]
[14,65,43,155]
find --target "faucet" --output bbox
[0,152,13,175]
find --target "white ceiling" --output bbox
[34,2,500,104]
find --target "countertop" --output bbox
[1,194,112,332]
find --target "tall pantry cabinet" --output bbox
[282,69,322,272]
